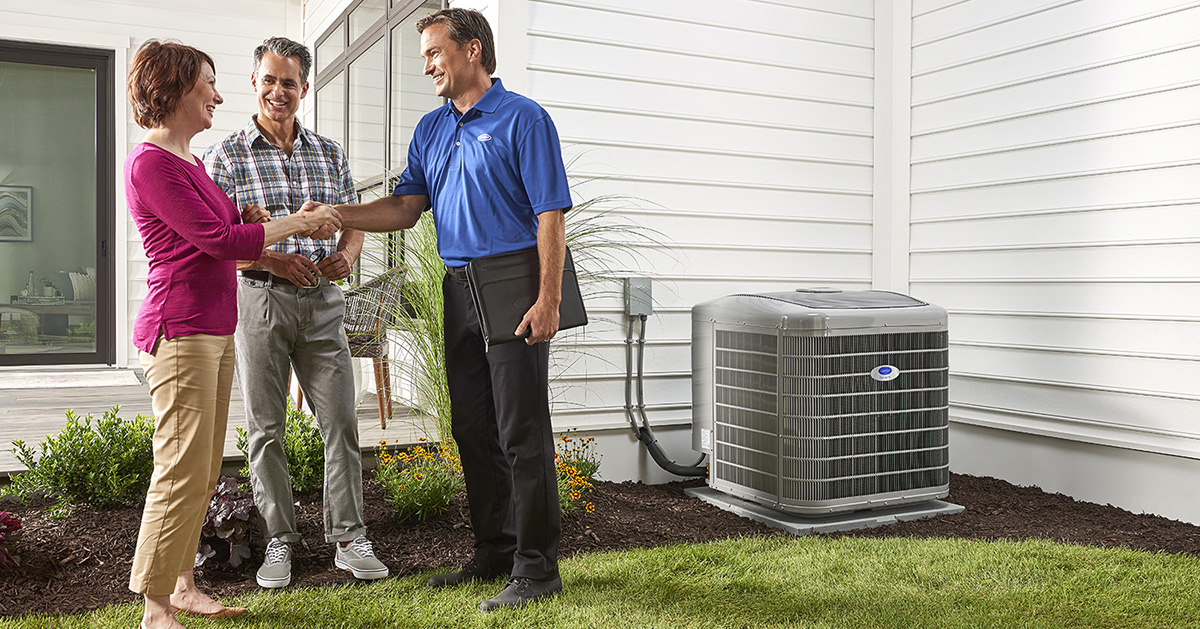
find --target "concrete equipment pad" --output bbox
[684,486,965,535]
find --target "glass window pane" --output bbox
[390,2,443,175]
[0,61,97,355]
[316,23,345,75]
[350,0,388,42]
[317,72,345,149]
[348,38,386,181]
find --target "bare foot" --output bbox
[142,594,186,629]
[168,570,247,617]
[169,588,227,615]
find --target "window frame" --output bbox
[0,39,115,366]
[314,0,444,271]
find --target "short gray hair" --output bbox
[253,37,312,84]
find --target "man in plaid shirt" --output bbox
[203,36,387,589]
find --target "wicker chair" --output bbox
[342,267,405,428]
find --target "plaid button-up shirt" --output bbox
[203,117,357,258]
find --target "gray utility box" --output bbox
[692,288,950,515]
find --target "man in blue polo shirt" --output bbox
[313,7,570,612]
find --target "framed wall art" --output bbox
[0,186,32,242]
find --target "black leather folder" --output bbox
[465,246,588,347]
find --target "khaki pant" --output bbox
[129,333,235,595]
[235,277,365,544]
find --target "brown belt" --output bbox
[239,270,329,287]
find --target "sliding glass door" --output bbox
[0,41,114,365]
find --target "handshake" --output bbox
[241,200,343,240]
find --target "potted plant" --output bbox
[39,278,58,298]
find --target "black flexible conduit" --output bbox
[624,314,707,478]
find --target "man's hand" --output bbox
[515,299,560,345]
[299,200,339,240]
[317,251,354,282]
[242,203,270,224]
[259,251,322,287]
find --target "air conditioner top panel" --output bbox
[757,289,926,309]
[692,289,946,332]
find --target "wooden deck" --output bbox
[0,369,437,476]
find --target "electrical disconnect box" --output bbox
[623,277,653,316]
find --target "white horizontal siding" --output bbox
[910,0,1200,459]
[522,0,876,433]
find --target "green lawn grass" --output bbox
[4,536,1198,628]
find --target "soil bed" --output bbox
[2,473,1198,618]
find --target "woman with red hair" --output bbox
[125,40,339,629]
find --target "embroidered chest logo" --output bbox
[477,133,492,142]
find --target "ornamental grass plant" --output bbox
[353,160,673,450]
[374,438,465,524]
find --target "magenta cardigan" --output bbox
[125,143,266,354]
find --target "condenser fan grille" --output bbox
[711,327,950,509]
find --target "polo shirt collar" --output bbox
[443,78,507,119]
[244,115,313,151]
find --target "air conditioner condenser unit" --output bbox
[691,288,950,516]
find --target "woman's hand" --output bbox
[298,201,341,240]
[241,203,270,224]
[297,202,341,238]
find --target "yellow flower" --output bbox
[570,490,581,500]
[585,502,595,513]
[419,437,427,442]
[378,440,388,445]
[414,473,426,481]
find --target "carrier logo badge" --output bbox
[477,133,492,142]
[870,365,899,382]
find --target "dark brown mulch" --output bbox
[2,472,1199,618]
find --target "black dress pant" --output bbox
[442,271,561,580]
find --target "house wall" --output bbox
[0,0,302,368]
[10,1,1193,518]
[906,0,1200,523]
[303,0,877,483]
[492,0,876,482]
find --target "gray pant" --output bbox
[235,276,365,543]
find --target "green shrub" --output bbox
[556,431,601,515]
[374,438,464,523]
[235,399,325,494]
[4,406,154,515]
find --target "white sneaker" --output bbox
[334,536,389,580]
[256,538,292,588]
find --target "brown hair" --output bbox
[416,8,496,74]
[127,40,215,129]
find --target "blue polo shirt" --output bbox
[392,79,572,267]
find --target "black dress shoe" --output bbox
[427,556,512,588]
[478,576,563,612]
